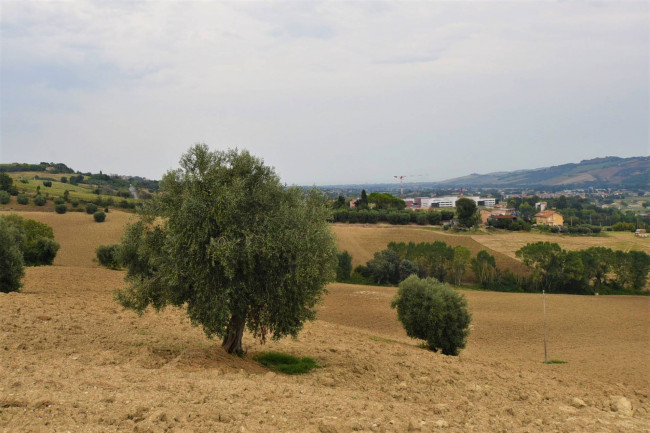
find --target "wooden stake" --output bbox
[543,290,548,363]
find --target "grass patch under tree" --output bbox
[253,351,321,375]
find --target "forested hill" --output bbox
[435,156,649,188]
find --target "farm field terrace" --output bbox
[0,212,648,432]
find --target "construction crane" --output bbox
[393,174,422,199]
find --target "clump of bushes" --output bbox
[93,211,106,222]
[42,181,52,187]
[95,244,122,269]
[85,203,98,214]
[0,190,10,204]
[391,275,471,356]
[55,204,67,214]
[611,222,635,232]
[0,214,60,267]
[17,194,29,205]
[33,195,47,206]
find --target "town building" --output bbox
[535,210,564,226]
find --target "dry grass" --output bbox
[471,231,650,259]
[332,223,529,276]
[2,210,134,267]
[0,215,648,431]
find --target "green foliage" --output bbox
[366,249,401,285]
[0,190,10,204]
[455,198,478,227]
[516,242,564,291]
[54,197,65,205]
[17,194,29,205]
[387,241,455,283]
[612,250,650,292]
[93,211,106,222]
[54,204,67,214]
[0,173,13,192]
[332,195,347,209]
[96,244,122,269]
[85,203,98,214]
[391,275,471,356]
[516,242,649,294]
[33,195,47,206]
[611,222,635,232]
[336,250,352,282]
[0,214,59,266]
[43,181,53,187]
[0,218,25,292]
[398,259,419,282]
[450,246,471,285]
[115,144,337,354]
[253,351,321,375]
[470,250,498,288]
[367,192,405,210]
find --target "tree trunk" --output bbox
[222,314,245,354]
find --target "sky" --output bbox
[1,1,648,185]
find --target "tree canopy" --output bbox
[115,145,337,354]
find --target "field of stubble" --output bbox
[1,212,648,432]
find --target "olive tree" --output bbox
[115,144,337,354]
[391,275,471,356]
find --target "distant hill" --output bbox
[435,156,649,188]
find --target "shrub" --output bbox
[85,203,98,214]
[93,211,106,222]
[33,195,47,206]
[61,177,68,183]
[0,215,60,266]
[253,351,320,375]
[391,275,471,356]
[55,204,67,214]
[17,194,29,205]
[54,197,65,205]
[95,244,122,269]
[43,181,52,187]
[24,237,60,266]
[0,190,10,204]
[71,199,79,207]
[611,222,635,232]
[0,219,25,293]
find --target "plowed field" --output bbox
[1,213,648,432]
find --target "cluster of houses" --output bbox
[405,196,564,227]
[404,196,496,208]
[477,201,564,226]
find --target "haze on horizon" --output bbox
[1,1,648,185]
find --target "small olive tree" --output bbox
[115,144,337,354]
[0,218,25,293]
[391,275,471,356]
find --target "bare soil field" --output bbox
[1,214,649,432]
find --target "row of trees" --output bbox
[337,239,650,295]
[0,215,60,292]
[516,242,650,294]
[347,241,474,286]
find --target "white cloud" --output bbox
[1,0,647,184]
